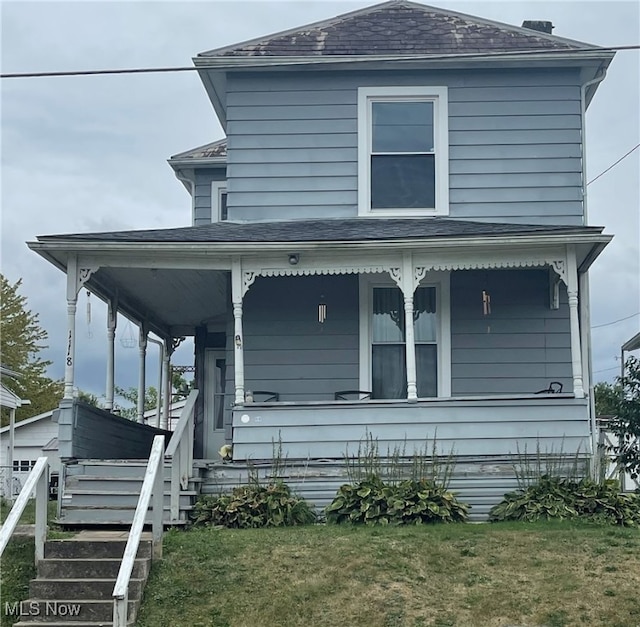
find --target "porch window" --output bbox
[358,86,449,216]
[371,286,438,399]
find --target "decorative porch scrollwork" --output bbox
[76,265,99,295]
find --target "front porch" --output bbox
[27,218,611,521]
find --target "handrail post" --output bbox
[170,454,180,521]
[152,450,163,560]
[0,457,49,562]
[34,466,48,562]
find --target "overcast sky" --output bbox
[1,0,639,401]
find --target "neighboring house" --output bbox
[28,1,615,520]
[0,410,60,497]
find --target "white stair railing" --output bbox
[112,434,165,627]
[0,457,49,562]
[165,389,198,521]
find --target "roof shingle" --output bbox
[38,218,603,244]
[198,0,593,58]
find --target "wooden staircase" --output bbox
[14,534,152,627]
[58,460,203,526]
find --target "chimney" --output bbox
[522,20,554,34]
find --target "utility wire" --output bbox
[593,365,621,374]
[1,44,639,79]
[588,144,640,186]
[591,312,640,329]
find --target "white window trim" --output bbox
[211,181,228,223]
[358,272,451,398]
[357,86,449,217]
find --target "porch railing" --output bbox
[165,389,198,521]
[0,457,49,562]
[112,434,165,627]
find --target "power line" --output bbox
[593,365,621,374]
[588,144,640,186]
[591,312,640,329]
[1,44,639,79]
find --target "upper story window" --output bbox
[358,86,449,216]
[211,181,228,222]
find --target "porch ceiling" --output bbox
[84,266,228,338]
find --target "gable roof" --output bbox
[198,0,595,58]
[0,409,54,434]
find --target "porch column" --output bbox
[137,325,147,423]
[231,258,245,404]
[64,257,79,399]
[105,299,117,410]
[566,246,585,398]
[401,253,418,402]
[161,343,171,430]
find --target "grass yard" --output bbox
[137,522,640,627]
[0,497,58,525]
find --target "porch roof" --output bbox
[28,218,611,340]
[36,217,603,244]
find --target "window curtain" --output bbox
[372,345,407,399]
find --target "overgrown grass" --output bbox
[137,522,640,627]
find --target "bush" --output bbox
[325,476,469,525]
[192,482,316,528]
[489,475,640,525]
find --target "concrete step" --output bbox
[10,599,137,623]
[30,579,144,601]
[38,558,149,580]
[45,540,151,560]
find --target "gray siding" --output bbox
[231,397,589,460]
[193,168,226,225]
[225,68,583,224]
[451,269,572,395]
[219,269,572,413]
[225,274,359,404]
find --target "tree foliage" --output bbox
[605,356,640,480]
[0,275,63,425]
[594,381,623,416]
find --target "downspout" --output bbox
[580,67,608,479]
[174,169,196,225]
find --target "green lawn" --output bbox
[136,522,640,627]
[2,519,638,626]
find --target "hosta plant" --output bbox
[325,475,469,525]
[192,482,316,528]
[489,475,640,525]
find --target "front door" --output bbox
[204,349,228,458]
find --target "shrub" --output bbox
[325,476,469,525]
[489,475,640,525]
[192,482,316,528]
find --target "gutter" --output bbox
[192,50,615,71]
[27,232,613,256]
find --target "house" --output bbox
[27,0,615,521]
[0,410,60,498]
